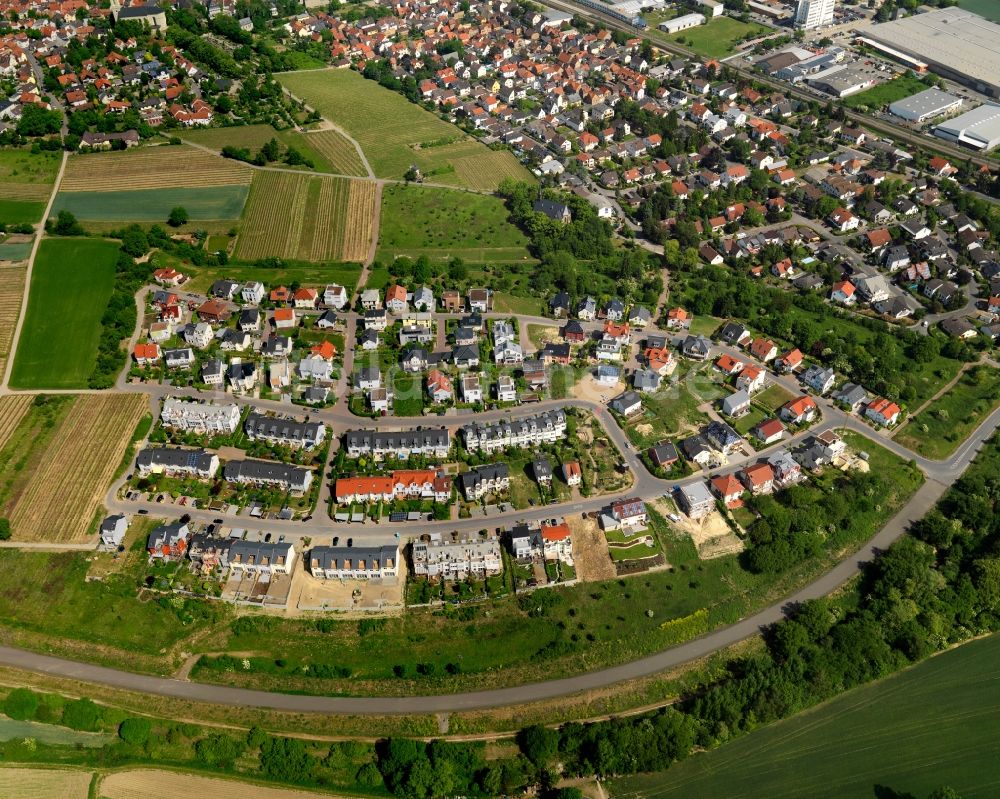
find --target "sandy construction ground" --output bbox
[0,767,92,799]
[99,769,351,799]
[569,514,616,582]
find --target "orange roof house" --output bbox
[310,340,337,361]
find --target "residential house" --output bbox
[780,395,818,424]
[865,397,901,427]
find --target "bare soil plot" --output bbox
[0,395,33,451]
[60,146,252,192]
[0,767,92,799]
[0,263,26,375]
[99,769,350,799]
[7,394,147,542]
[655,499,742,560]
[569,514,616,582]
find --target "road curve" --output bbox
[0,466,974,714]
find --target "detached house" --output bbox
[780,395,818,425]
[865,397,901,427]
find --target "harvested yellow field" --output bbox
[0,767,92,799]
[99,769,347,799]
[0,264,26,376]
[342,179,376,261]
[305,129,367,177]
[0,395,33,451]
[234,172,374,263]
[8,394,147,543]
[60,146,252,192]
[0,181,52,201]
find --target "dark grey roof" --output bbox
[137,446,215,473]
[245,413,323,443]
[309,545,398,572]
[223,459,311,489]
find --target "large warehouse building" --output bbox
[888,87,963,123]
[860,8,1000,99]
[934,103,1000,151]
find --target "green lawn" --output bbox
[658,17,769,58]
[732,406,767,436]
[391,372,425,416]
[493,292,545,316]
[0,198,46,226]
[623,365,726,449]
[611,632,1000,799]
[754,384,796,413]
[893,366,1000,459]
[277,69,533,189]
[51,186,249,223]
[687,315,722,337]
[844,74,936,111]
[375,184,531,264]
[9,238,119,389]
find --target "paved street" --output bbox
[1,302,998,711]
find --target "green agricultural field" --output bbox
[611,632,1000,799]
[0,531,219,673]
[0,239,32,261]
[277,69,533,189]
[844,74,935,110]
[9,238,118,389]
[658,17,768,58]
[0,199,46,226]
[376,184,532,264]
[894,366,1000,459]
[51,185,249,223]
[181,124,367,177]
[958,0,1000,21]
[0,149,61,202]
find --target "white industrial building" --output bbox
[888,87,963,123]
[659,12,704,33]
[795,0,835,29]
[860,8,1000,99]
[934,103,1000,151]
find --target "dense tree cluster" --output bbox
[499,180,663,306]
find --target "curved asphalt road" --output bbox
[0,414,991,713]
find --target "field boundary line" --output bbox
[2,150,68,390]
[277,79,375,179]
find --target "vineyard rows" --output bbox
[60,147,252,192]
[8,394,146,543]
[451,151,534,192]
[0,395,33,452]
[343,180,377,262]
[0,264,26,377]
[305,130,367,177]
[235,172,372,262]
